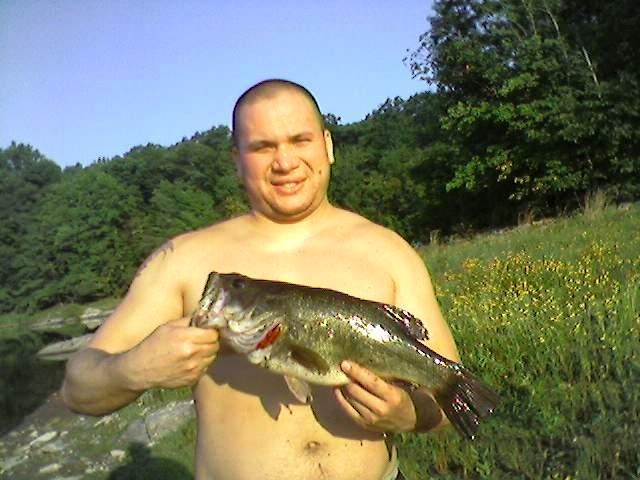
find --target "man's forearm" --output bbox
[408,388,446,433]
[61,347,144,416]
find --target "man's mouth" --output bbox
[272,178,305,194]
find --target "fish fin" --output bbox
[289,345,331,374]
[379,304,429,341]
[434,368,501,440]
[284,376,313,403]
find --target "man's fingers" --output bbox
[341,361,391,399]
[168,317,192,328]
[335,388,364,423]
[188,327,220,344]
[341,380,386,415]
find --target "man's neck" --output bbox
[248,200,336,245]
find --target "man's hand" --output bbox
[124,316,220,390]
[334,361,417,433]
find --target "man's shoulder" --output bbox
[172,214,251,247]
[332,208,408,245]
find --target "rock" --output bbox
[1,454,28,472]
[41,439,66,454]
[124,419,150,445]
[122,400,195,445]
[145,400,195,442]
[110,449,126,461]
[30,317,68,332]
[80,307,114,330]
[36,334,94,361]
[94,412,118,427]
[29,431,58,448]
[81,307,102,318]
[39,462,61,474]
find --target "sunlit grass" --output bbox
[399,204,640,479]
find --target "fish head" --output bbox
[191,272,285,354]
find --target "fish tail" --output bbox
[434,368,500,440]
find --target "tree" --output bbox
[15,169,141,310]
[0,143,61,312]
[406,0,640,218]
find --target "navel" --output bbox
[304,440,325,454]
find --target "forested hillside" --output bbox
[2,0,638,313]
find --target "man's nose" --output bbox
[272,145,300,172]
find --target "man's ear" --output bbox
[324,130,335,165]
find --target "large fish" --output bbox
[191,272,500,439]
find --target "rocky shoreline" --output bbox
[0,390,195,479]
[1,307,196,479]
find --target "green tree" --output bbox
[406,0,640,218]
[15,169,140,309]
[0,143,61,311]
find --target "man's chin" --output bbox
[266,200,319,223]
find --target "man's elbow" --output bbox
[60,351,107,416]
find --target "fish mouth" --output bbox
[192,273,227,328]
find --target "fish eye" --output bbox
[231,277,245,290]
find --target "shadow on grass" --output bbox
[0,332,66,435]
[108,443,192,480]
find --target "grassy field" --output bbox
[398,204,640,479]
[3,204,638,479]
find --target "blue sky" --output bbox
[1,1,433,167]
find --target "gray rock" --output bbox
[110,449,127,461]
[30,317,68,332]
[124,419,150,445]
[29,431,58,448]
[41,439,66,454]
[145,400,195,441]
[36,334,94,361]
[1,454,28,473]
[39,462,61,474]
[80,307,114,330]
[122,400,195,445]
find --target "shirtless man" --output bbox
[62,79,460,480]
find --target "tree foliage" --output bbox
[1,0,638,311]
[406,0,640,216]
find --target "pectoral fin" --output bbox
[289,345,331,374]
[284,376,313,403]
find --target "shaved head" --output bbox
[232,79,325,146]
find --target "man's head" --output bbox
[232,79,325,147]
[231,79,335,223]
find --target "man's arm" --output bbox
[61,240,219,415]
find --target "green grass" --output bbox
[398,204,640,479]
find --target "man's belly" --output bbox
[193,354,391,480]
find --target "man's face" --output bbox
[233,90,334,222]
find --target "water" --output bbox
[0,332,67,434]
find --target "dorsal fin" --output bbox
[379,304,429,341]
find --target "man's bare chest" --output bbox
[182,241,395,315]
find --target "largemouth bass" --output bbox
[191,272,500,439]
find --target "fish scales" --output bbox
[191,272,500,439]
